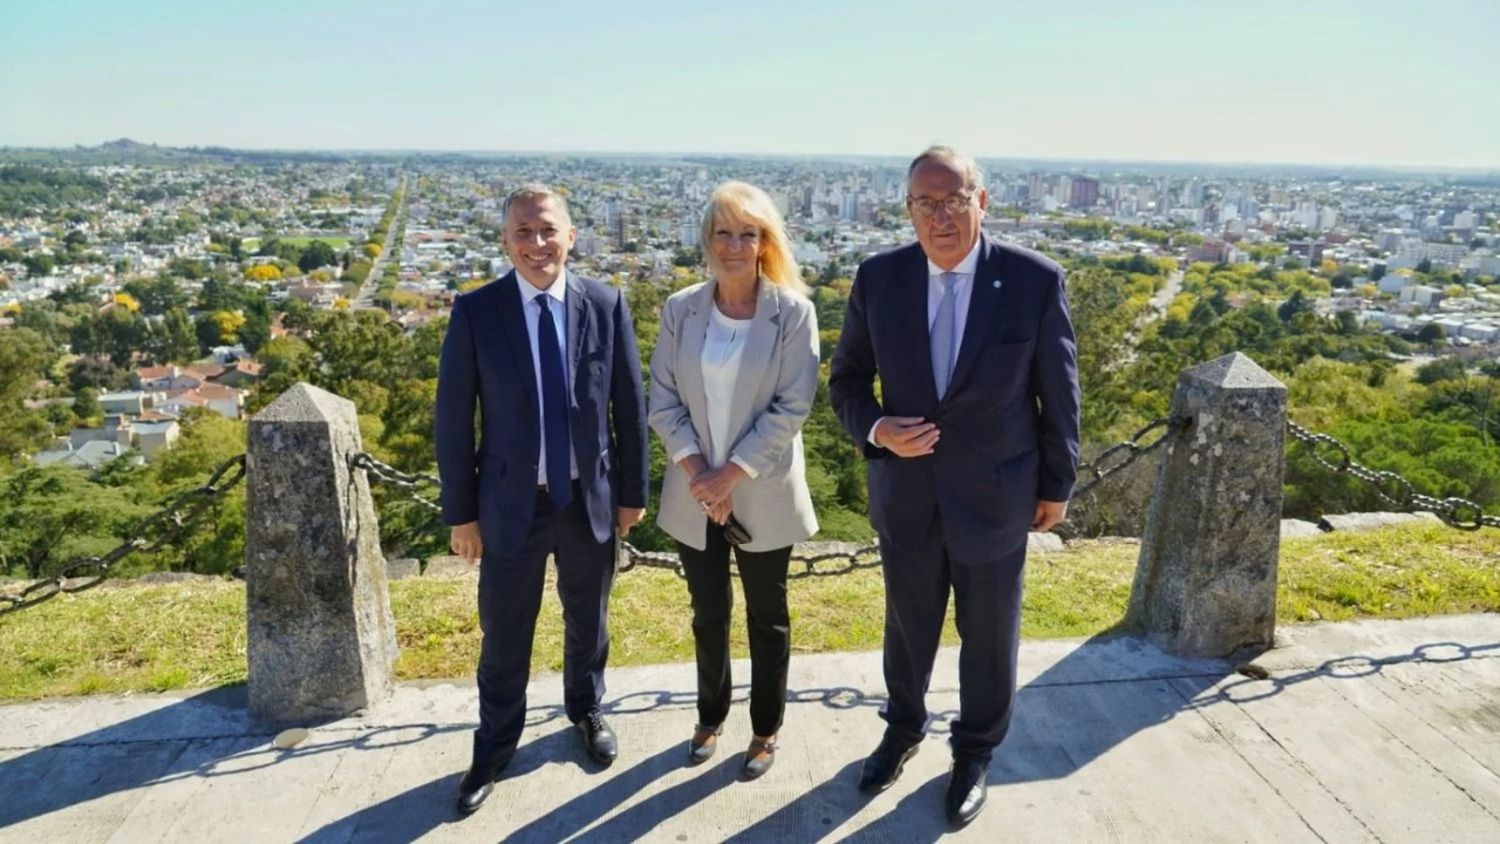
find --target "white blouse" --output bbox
[702,303,753,469]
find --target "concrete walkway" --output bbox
[2,614,1498,843]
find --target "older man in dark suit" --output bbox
[436,184,648,817]
[829,146,1081,826]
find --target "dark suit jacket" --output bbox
[434,271,649,558]
[829,235,1080,565]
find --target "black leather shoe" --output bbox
[576,712,618,766]
[858,738,919,794]
[688,723,722,765]
[455,763,496,817]
[945,759,987,827]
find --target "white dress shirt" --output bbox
[702,304,753,470]
[516,271,580,485]
[669,298,761,478]
[868,236,985,445]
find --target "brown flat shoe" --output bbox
[743,735,777,779]
[689,723,722,765]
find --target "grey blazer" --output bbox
[648,278,820,552]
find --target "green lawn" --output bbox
[240,236,349,253]
[1,522,1496,700]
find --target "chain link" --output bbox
[11,417,1485,618]
[0,453,248,617]
[351,452,441,513]
[1287,421,1500,531]
[617,541,883,580]
[352,453,887,575]
[1070,415,1185,501]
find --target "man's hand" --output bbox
[617,507,645,538]
[874,416,940,458]
[1031,500,1068,532]
[689,463,746,507]
[450,521,483,563]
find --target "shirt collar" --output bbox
[926,236,983,278]
[516,268,568,304]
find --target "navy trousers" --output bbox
[472,483,614,770]
[878,512,1026,764]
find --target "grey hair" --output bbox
[502,183,572,225]
[906,145,984,191]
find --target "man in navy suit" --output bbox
[829,147,1080,826]
[435,184,648,817]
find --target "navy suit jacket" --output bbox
[829,235,1081,565]
[434,271,649,558]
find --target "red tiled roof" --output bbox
[136,365,177,381]
[188,383,244,401]
[185,363,226,380]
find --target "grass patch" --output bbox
[2,522,1497,700]
[240,236,349,254]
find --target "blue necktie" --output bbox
[535,294,572,508]
[932,272,959,398]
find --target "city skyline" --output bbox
[4,0,1499,169]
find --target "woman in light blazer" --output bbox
[648,181,820,778]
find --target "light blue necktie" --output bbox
[932,272,958,398]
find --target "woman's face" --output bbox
[710,211,762,286]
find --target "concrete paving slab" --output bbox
[1,614,1497,843]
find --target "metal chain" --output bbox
[0,453,248,617]
[353,453,885,579]
[1287,421,1500,531]
[617,541,883,580]
[1070,415,1185,501]
[351,452,441,513]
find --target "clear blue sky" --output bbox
[4,0,1497,168]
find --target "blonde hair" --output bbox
[700,181,807,296]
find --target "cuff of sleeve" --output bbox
[671,445,701,464]
[728,455,759,479]
[866,417,885,446]
[1037,481,1074,503]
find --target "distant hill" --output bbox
[0,142,1494,183]
[0,140,363,167]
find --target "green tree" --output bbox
[1415,357,1468,385]
[157,307,199,364]
[299,240,338,272]
[0,329,52,459]
[22,254,55,276]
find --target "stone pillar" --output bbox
[245,383,397,723]
[1128,352,1287,657]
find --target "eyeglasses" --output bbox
[907,192,977,218]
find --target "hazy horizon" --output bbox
[4,0,1498,170]
[8,138,1499,178]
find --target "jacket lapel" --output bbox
[497,271,538,414]
[565,274,589,407]
[724,279,781,445]
[902,248,940,407]
[943,235,1005,401]
[676,281,714,450]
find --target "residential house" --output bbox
[158,383,245,419]
[132,365,204,391]
[213,359,262,388]
[34,440,141,470]
[98,390,149,415]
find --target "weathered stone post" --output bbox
[245,383,397,723]
[1128,352,1287,657]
